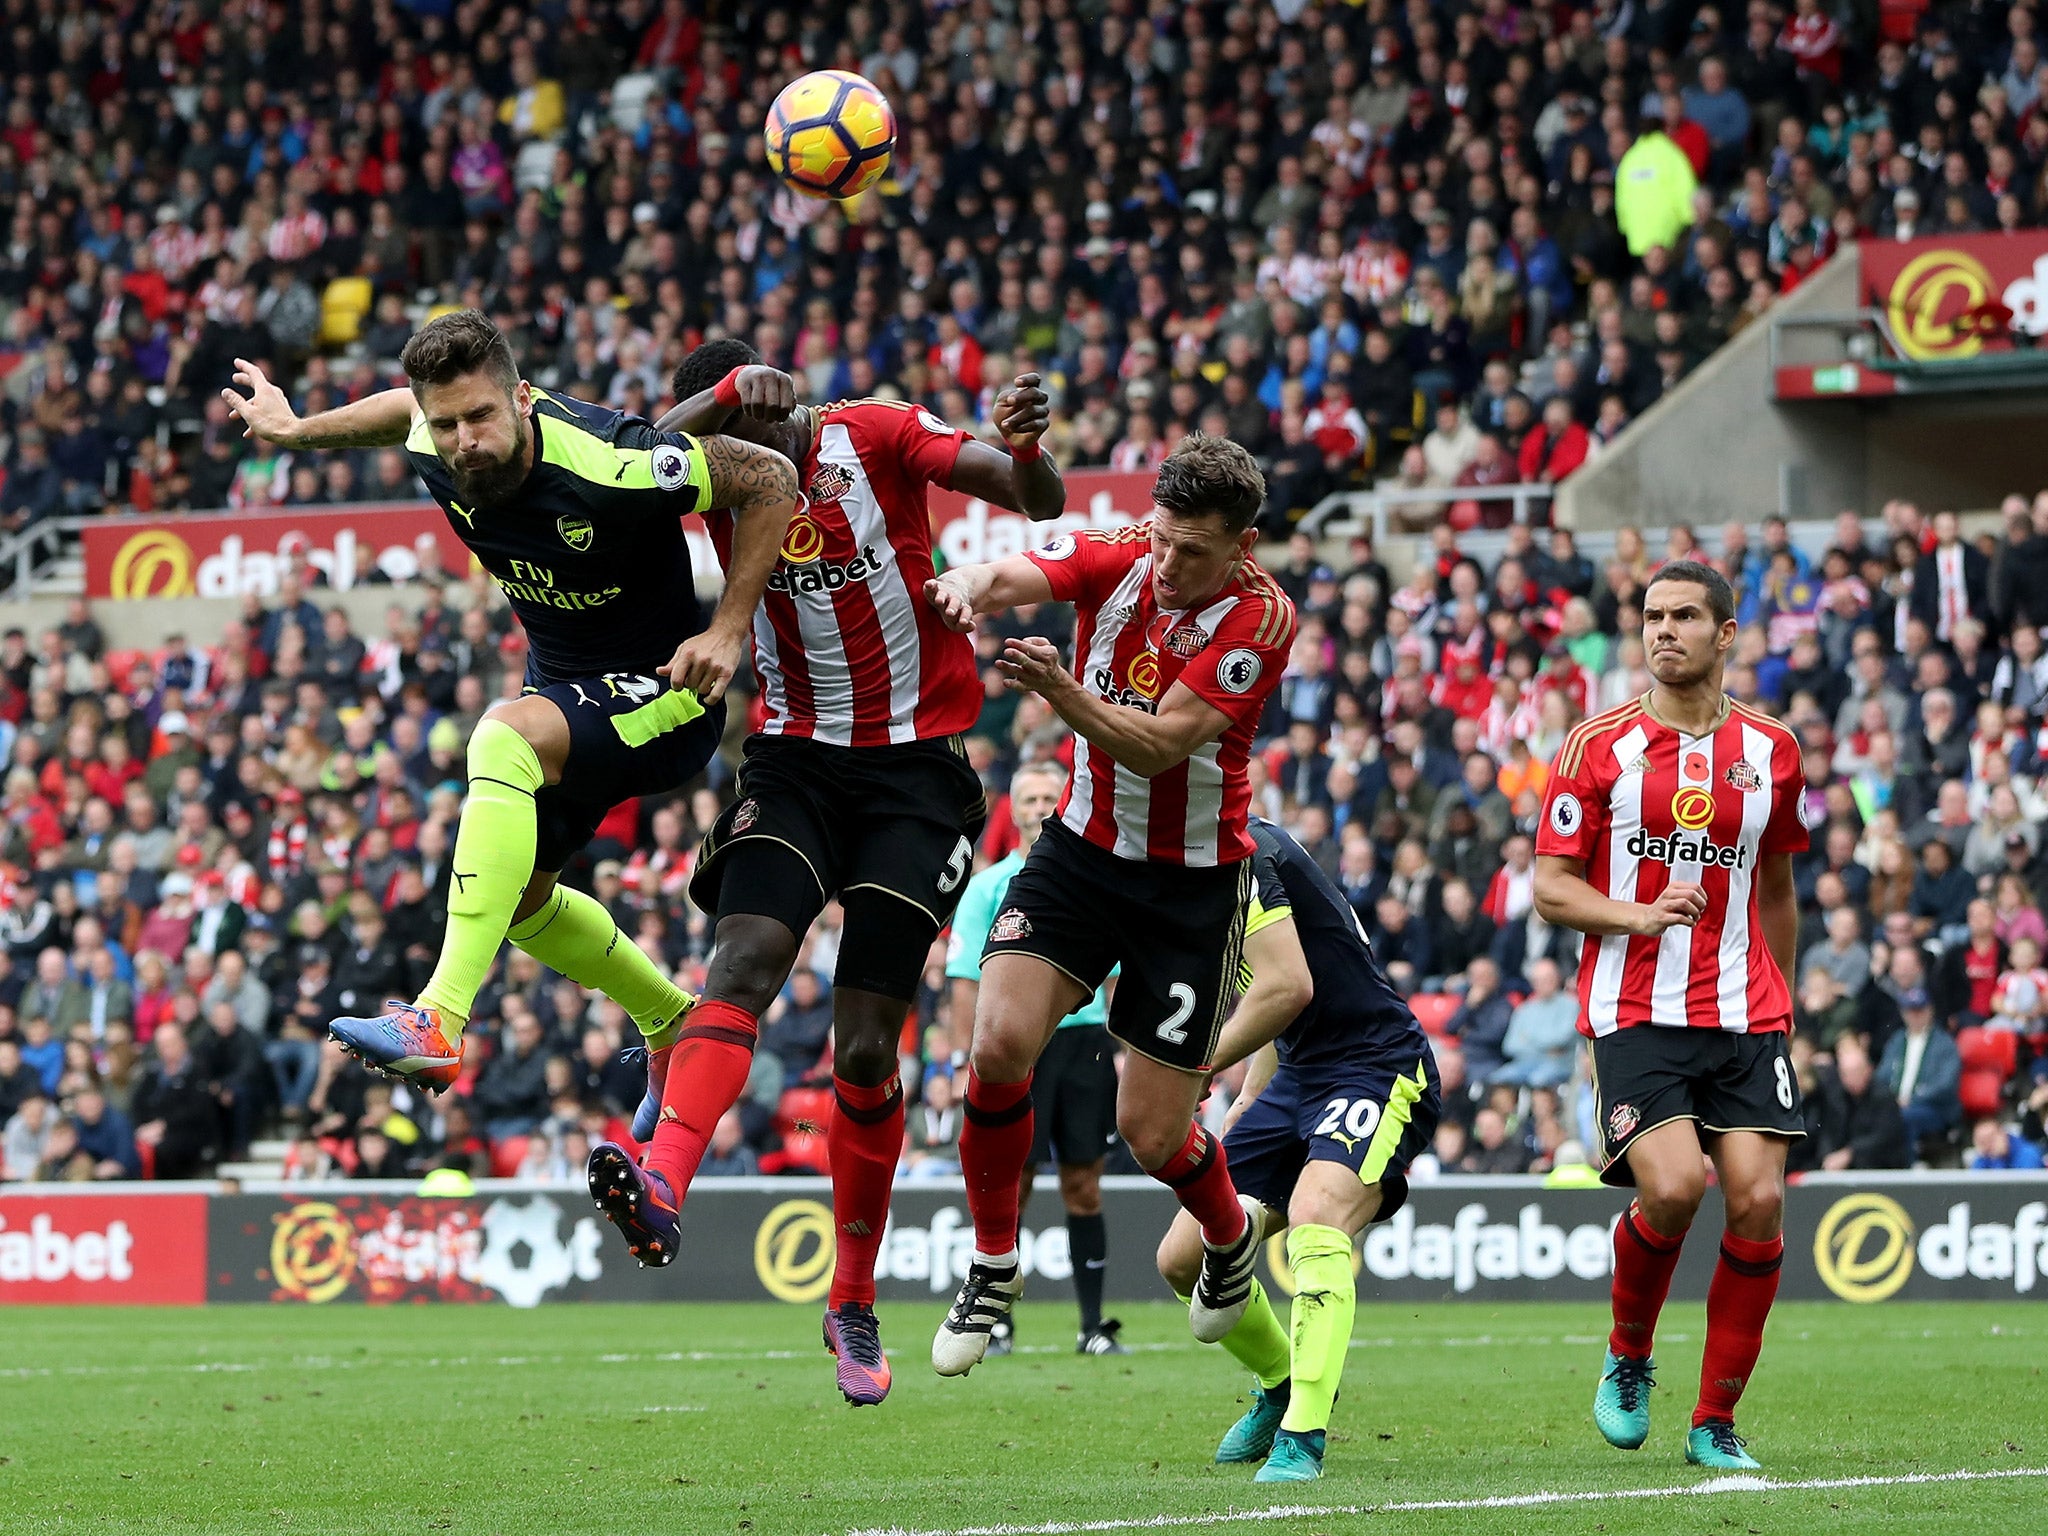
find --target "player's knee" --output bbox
[831,1019,898,1088]
[1058,1163,1103,1216]
[968,1018,1038,1084]
[1115,1104,1180,1170]
[703,917,798,1017]
[1635,1170,1706,1233]
[1721,1175,1784,1238]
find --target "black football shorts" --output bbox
[980,818,1249,1073]
[1590,1026,1806,1187]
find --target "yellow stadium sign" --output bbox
[269,1201,358,1304]
[107,529,197,599]
[1813,1193,1916,1303]
[754,1198,836,1303]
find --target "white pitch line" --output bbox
[842,1465,2048,1536]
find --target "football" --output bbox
[763,69,896,200]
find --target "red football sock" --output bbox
[1608,1201,1688,1360]
[827,1073,904,1308]
[1694,1231,1784,1427]
[959,1070,1034,1256]
[643,1000,758,1199]
[1151,1124,1248,1246]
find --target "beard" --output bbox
[447,416,531,506]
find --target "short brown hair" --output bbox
[1647,558,1735,627]
[1151,432,1266,534]
[400,310,519,397]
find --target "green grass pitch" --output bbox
[0,1301,2040,1534]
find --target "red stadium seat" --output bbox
[1409,993,1460,1037]
[1959,1070,2008,1122]
[776,1086,834,1138]
[1878,0,1929,43]
[487,1136,530,1178]
[1956,1027,2019,1082]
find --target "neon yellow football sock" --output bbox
[1179,1279,1292,1390]
[416,718,544,1046]
[1279,1223,1356,1434]
[508,884,693,1044]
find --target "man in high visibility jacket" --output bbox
[1615,126,1698,256]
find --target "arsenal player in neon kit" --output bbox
[1534,559,1810,1472]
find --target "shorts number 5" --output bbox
[937,836,971,895]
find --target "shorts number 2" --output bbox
[1156,983,1196,1045]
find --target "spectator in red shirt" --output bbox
[1305,380,1370,471]
[1659,92,1712,181]
[1780,0,1844,87]
[1517,397,1592,484]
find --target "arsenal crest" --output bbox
[1725,760,1764,793]
[807,464,855,504]
[1607,1103,1641,1144]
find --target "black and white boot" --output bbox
[932,1254,1025,1377]
[1188,1196,1263,1343]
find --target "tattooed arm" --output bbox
[221,357,417,448]
[661,434,801,704]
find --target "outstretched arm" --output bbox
[921,553,1058,630]
[661,435,800,704]
[221,358,416,449]
[945,374,1065,521]
[998,638,1233,779]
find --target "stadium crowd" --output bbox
[4,0,2048,1184]
[6,495,2048,1185]
[15,0,2048,532]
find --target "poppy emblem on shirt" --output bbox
[779,513,825,565]
[1672,786,1716,831]
[807,464,854,504]
[1725,760,1764,794]
[1684,751,1711,779]
[1608,1102,1641,1144]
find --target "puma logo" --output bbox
[450,502,475,528]
[1328,1130,1362,1153]
[571,684,598,709]
[451,870,475,894]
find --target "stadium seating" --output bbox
[1409,994,1460,1039]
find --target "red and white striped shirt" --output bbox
[705,399,982,748]
[1535,696,1810,1038]
[1024,526,1295,867]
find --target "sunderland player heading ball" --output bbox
[1532,558,1810,1473]
[575,340,1062,1408]
[921,434,1297,1379]
[220,311,800,1098]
